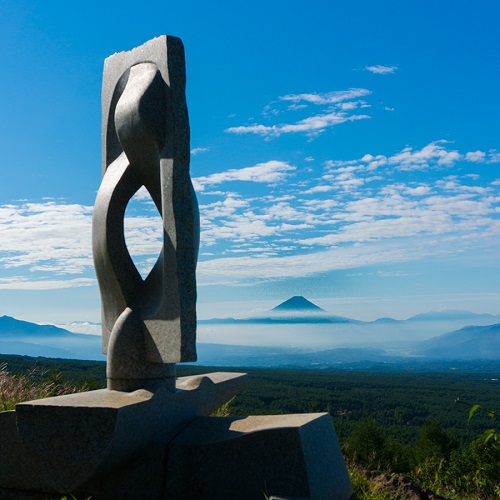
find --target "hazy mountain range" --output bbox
[199,295,500,326]
[1,296,500,366]
[0,316,104,361]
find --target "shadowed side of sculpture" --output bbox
[93,36,199,391]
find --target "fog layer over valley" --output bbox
[197,319,492,354]
[1,297,499,366]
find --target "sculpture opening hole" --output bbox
[124,187,163,280]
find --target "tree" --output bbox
[346,418,387,469]
[415,418,456,464]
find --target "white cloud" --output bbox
[225,124,275,136]
[226,88,372,138]
[303,185,335,194]
[0,200,167,282]
[191,147,210,156]
[287,103,308,111]
[123,215,163,257]
[0,202,93,274]
[133,186,154,203]
[0,276,95,290]
[225,112,370,138]
[278,111,369,137]
[465,150,486,163]
[194,161,296,191]
[388,142,462,169]
[404,185,431,196]
[279,88,371,105]
[201,216,277,246]
[489,150,500,163]
[327,141,488,173]
[365,65,398,75]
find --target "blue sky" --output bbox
[1,0,500,324]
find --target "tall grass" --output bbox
[0,363,86,411]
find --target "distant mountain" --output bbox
[415,323,500,359]
[272,296,324,312]
[199,296,360,324]
[0,316,74,338]
[0,316,104,360]
[407,310,500,323]
[372,317,399,324]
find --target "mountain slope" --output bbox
[0,316,104,360]
[415,323,500,359]
[0,316,74,337]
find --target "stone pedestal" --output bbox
[0,372,352,500]
[166,413,352,500]
[0,372,248,498]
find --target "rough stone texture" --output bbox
[165,413,353,500]
[12,372,247,494]
[0,411,51,494]
[93,35,199,391]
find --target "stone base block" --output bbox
[165,413,353,500]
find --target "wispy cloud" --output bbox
[1,141,498,292]
[0,200,165,282]
[226,112,370,138]
[193,140,500,284]
[0,202,93,273]
[326,141,484,172]
[191,147,210,156]
[193,161,296,192]
[365,65,398,75]
[0,277,95,290]
[279,88,371,105]
[226,88,371,138]
[196,235,483,285]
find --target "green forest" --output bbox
[2,354,500,498]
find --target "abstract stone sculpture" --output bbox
[93,35,199,391]
[0,35,352,500]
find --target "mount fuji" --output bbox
[198,296,360,324]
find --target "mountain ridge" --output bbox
[415,323,500,359]
[0,315,75,338]
[2,308,500,362]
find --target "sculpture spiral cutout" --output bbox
[92,36,199,391]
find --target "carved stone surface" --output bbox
[93,35,199,390]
